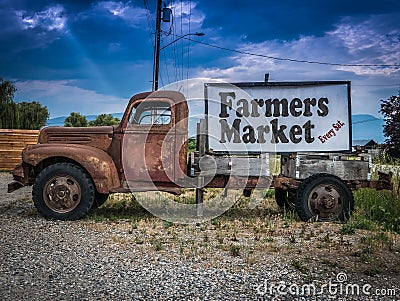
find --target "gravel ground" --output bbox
[1,173,399,301]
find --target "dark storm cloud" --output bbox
[0,0,153,82]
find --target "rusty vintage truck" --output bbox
[8,81,392,221]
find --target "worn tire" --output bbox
[91,192,109,209]
[275,188,296,210]
[33,163,95,220]
[295,173,354,222]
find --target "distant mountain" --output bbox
[47,113,386,143]
[352,114,385,144]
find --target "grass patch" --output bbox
[352,189,400,233]
[84,182,399,238]
[86,193,153,221]
[340,223,356,235]
[229,244,241,257]
[152,239,164,251]
[264,189,275,199]
[291,260,309,274]
[364,267,380,276]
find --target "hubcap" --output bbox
[43,175,81,213]
[307,184,342,220]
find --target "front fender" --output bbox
[23,144,120,194]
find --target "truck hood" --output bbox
[38,126,114,151]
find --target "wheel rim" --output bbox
[307,184,343,221]
[43,174,81,213]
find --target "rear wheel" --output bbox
[295,173,354,222]
[33,163,95,220]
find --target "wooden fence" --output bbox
[0,129,39,170]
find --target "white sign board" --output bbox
[205,82,351,153]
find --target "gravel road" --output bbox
[1,173,399,300]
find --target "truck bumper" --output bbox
[7,163,29,193]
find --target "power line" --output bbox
[143,0,154,38]
[186,0,192,90]
[180,1,184,82]
[171,6,179,83]
[180,36,400,68]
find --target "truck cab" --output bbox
[8,90,189,220]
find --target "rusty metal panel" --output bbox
[205,175,272,189]
[272,176,301,190]
[22,144,120,194]
[121,91,188,185]
[39,126,114,151]
[123,125,176,183]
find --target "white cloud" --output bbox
[194,15,400,116]
[93,1,147,27]
[327,15,400,76]
[197,14,400,78]
[169,1,205,27]
[16,4,66,32]
[329,15,400,56]
[14,80,127,118]
[97,1,128,16]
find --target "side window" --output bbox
[129,102,171,125]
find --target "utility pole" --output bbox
[152,2,202,91]
[152,0,162,91]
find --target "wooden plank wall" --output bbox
[0,129,39,170]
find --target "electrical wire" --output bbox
[143,0,154,38]
[171,6,180,83]
[180,1,184,82]
[186,0,192,92]
[162,47,171,84]
[180,35,400,68]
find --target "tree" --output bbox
[0,78,19,129]
[64,112,88,127]
[88,114,120,126]
[18,101,49,130]
[0,78,49,129]
[380,92,400,157]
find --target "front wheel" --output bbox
[295,173,354,222]
[33,163,95,220]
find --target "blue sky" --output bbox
[1,0,399,119]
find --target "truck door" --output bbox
[123,99,177,185]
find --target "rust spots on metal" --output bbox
[273,176,302,190]
[206,176,273,189]
[20,144,120,194]
[39,126,114,151]
[122,90,188,184]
